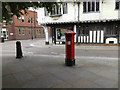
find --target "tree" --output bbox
[2,2,58,24]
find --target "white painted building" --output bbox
[38,0,120,44]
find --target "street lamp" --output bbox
[30,1,33,40]
[31,17,33,40]
[33,7,36,38]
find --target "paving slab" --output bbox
[22,73,65,88]
[2,55,118,88]
[2,39,118,88]
[94,77,118,88]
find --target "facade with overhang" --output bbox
[38,0,120,44]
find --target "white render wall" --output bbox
[101,0,119,20]
[80,0,119,21]
[38,0,119,24]
[38,3,77,24]
[80,0,102,21]
[37,8,45,24]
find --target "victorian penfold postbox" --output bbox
[65,30,76,66]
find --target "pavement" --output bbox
[1,38,119,88]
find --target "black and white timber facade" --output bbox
[38,0,120,45]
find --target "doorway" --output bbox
[1,28,9,40]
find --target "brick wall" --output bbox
[7,10,45,40]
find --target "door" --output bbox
[1,28,8,40]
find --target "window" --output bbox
[88,2,91,12]
[106,24,118,35]
[39,30,41,35]
[36,18,38,24]
[92,2,95,11]
[29,29,31,35]
[36,29,39,35]
[22,16,24,22]
[83,2,87,12]
[7,30,8,35]
[44,8,49,16]
[96,2,100,11]
[43,29,45,34]
[36,30,38,35]
[115,0,120,10]
[81,26,89,35]
[18,28,21,35]
[63,3,67,14]
[22,29,25,35]
[83,1,100,13]
[45,3,67,16]
[28,16,30,23]
[50,3,62,15]
[31,17,33,24]
[18,17,21,23]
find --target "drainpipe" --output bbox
[76,2,80,44]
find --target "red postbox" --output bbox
[65,30,76,66]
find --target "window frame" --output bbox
[115,0,120,10]
[31,17,33,24]
[50,3,67,16]
[63,3,67,14]
[96,1,100,11]
[44,8,49,16]
[18,28,21,35]
[18,17,21,23]
[22,29,25,35]
[28,16,30,23]
[29,29,31,35]
[83,2,87,13]
[92,2,95,11]
[83,1,100,13]
[22,16,24,23]
[38,29,40,35]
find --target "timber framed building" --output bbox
[38,0,120,44]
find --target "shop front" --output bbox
[46,21,120,45]
[50,23,74,44]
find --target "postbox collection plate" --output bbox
[67,41,71,45]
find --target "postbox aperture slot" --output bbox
[66,34,72,37]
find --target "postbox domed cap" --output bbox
[65,30,76,35]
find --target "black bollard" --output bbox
[1,37,4,43]
[16,41,23,59]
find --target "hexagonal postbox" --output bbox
[65,30,76,66]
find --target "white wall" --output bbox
[80,1,102,21]
[38,3,77,24]
[37,8,45,24]
[80,0,119,21]
[101,0,118,20]
[38,1,119,24]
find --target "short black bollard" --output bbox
[16,41,23,59]
[1,37,4,43]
